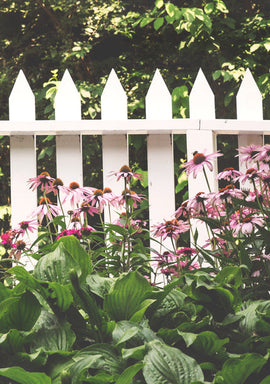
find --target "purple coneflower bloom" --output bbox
[61,181,85,208]
[230,209,264,235]
[217,167,241,182]
[28,171,54,193]
[182,150,222,178]
[237,144,261,166]
[152,218,189,240]
[18,219,38,236]
[33,197,61,224]
[111,165,142,182]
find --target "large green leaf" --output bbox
[9,266,73,312]
[0,290,41,332]
[178,330,229,356]
[30,310,76,352]
[143,340,204,384]
[215,353,267,384]
[104,271,152,321]
[0,366,51,384]
[113,320,159,349]
[34,236,91,285]
[115,362,143,384]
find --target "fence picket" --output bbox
[188,69,217,248]
[146,69,175,262]
[55,69,83,189]
[9,71,37,227]
[9,71,37,269]
[101,69,128,223]
[236,69,263,174]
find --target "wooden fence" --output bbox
[1,67,269,251]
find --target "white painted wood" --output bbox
[189,68,215,120]
[146,69,172,119]
[9,70,35,121]
[55,70,83,191]
[237,69,263,176]
[101,69,128,222]
[146,70,175,276]
[9,71,37,270]
[188,69,217,250]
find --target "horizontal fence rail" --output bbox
[1,67,268,256]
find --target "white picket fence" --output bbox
[1,67,269,250]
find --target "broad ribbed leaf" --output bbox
[112,321,158,347]
[70,354,102,384]
[115,362,143,384]
[34,238,90,285]
[143,340,204,384]
[0,329,24,353]
[215,353,267,384]
[0,366,51,384]
[9,266,73,312]
[104,271,152,321]
[0,290,41,332]
[178,330,229,356]
[73,344,125,375]
[30,310,75,352]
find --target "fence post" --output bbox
[9,70,37,269]
[55,70,83,189]
[187,68,217,248]
[236,68,263,174]
[146,69,175,270]
[101,69,128,222]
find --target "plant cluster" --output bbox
[1,145,270,383]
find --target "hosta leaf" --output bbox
[34,239,90,285]
[9,266,73,312]
[73,344,125,375]
[143,340,204,384]
[104,271,152,321]
[30,310,75,352]
[0,329,24,353]
[112,321,158,348]
[0,290,41,332]
[115,362,143,384]
[215,353,267,384]
[0,366,51,384]
[178,330,229,356]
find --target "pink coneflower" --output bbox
[111,165,142,182]
[18,219,38,236]
[253,144,270,163]
[186,192,212,217]
[217,167,241,183]
[33,197,61,224]
[61,181,85,208]
[211,185,243,205]
[230,209,264,235]
[28,171,54,193]
[73,201,98,219]
[86,189,109,212]
[237,144,261,166]
[176,247,197,257]
[237,168,262,184]
[152,218,189,240]
[182,150,222,178]
[175,200,190,220]
[46,178,70,196]
[116,188,145,209]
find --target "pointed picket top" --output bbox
[146,69,172,120]
[236,68,263,120]
[9,70,35,121]
[55,69,81,121]
[101,69,127,120]
[189,68,215,119]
